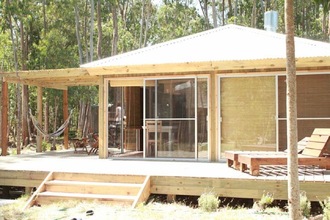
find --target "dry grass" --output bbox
[0,197,290,220]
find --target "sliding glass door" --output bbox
[143,77,208,159]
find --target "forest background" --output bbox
[0,0,329,152]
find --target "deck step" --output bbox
[24,172,151,209]
[36,192,135,206]
[45,180,142,195]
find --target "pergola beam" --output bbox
[4,78,68,90]
[0,68,89,79]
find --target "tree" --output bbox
[285,0,301,219]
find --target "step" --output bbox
[36,191,135,206]
[52,172,146,184]
[45,180,142,195]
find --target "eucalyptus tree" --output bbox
[286,0,301,218]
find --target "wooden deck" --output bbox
[1,149,330,202]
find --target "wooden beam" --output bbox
[0,68,89,79]
[1,81,8,156]
[36,87,43,153]
[4,77,68,90]
[63,90,69,149]
[209,72,218,161]
[86,57,330,76]
[98,76,108,159]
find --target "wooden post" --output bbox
[167,194,176,203]
[209,72,218,161]
[1,81,8,156]
[36,86,43,152]
[63,89,69,149]
[98,76,108,158]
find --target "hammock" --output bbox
[29,109,74,138]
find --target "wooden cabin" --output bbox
[2,24,330,161]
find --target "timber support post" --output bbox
[1,81,8,156]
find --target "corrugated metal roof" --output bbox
[81,24,330,68]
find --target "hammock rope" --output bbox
[29,109,74,138]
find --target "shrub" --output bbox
[300,192,311,218]
[42,141,51,151]
[320,197,330,220]
[198,191,220,212]
[257,193,274,211]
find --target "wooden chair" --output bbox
[145,121,162,157]
[72,137,89,153]
[88,133,99,155]
[235,128,330,176]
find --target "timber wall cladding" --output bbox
[278,74,330,150]
[220,76,276,153]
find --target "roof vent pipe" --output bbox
[264,11,278,32]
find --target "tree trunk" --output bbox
[328,13,330,41]
[251,0,257,28]
[42,0,47,67]
[1,81,8,156]
[44,101,49,141]
[42,0,47,34]
[74,4,84,64]
[83,103,91,137]
[0,81,2,150]
[227,0,233,18]
[78,100,86,137]
[96,0,102,59]
[8,6,22,154]
[285,0,301,219]
[111,3,118,56]
[21,19,29,147]
[89,0,95,62]
[139,0,145,48]
[51,97,59,150]
[222,0,225,25]
[322,11,327,40]
[199,0,210,28]
[212,0,218,27]
[22,86,29,146]
[84,0,89,62]
[143,4,150,48]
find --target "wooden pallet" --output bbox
[23,172,150,210]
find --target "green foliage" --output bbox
[198,191,220,212]
[42,141,51,152]
[257,193,274,211]
[320,197,330,220]
[152,2,206,44]
[300,192,311,218]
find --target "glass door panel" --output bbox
[144,78,197,159]
[108,86,125,152]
